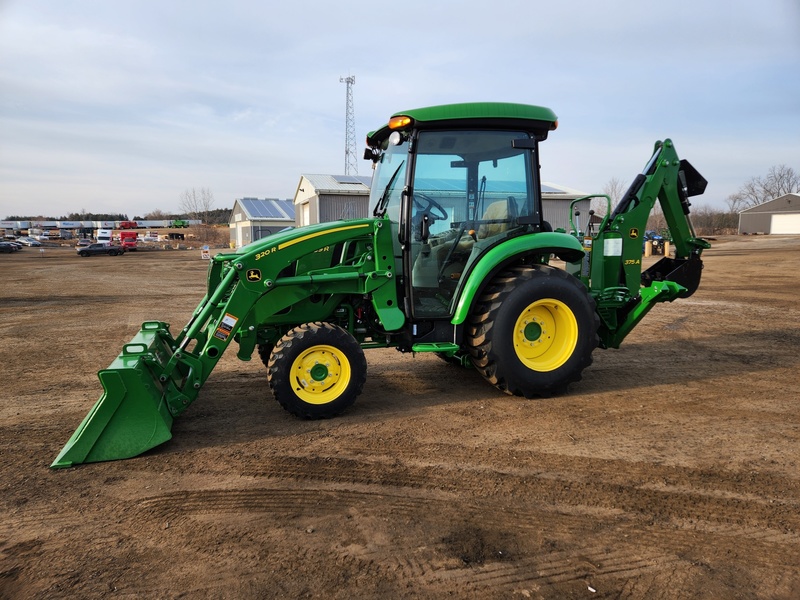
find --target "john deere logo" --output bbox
[630,228,639,239]
[246,269,261,282]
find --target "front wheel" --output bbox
[467,265,599,397]
[267,322,367,419]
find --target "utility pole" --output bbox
[339,75,357,175]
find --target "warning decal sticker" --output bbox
[214,313,239,341]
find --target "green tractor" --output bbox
[52,102,710,468]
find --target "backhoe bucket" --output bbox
[641,254,704,298]
[51,322,178,468]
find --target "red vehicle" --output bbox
[119,221,138,229]
[119,230,138,251]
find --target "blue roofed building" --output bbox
[229,197,296,248]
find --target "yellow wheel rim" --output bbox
[290,344,351,404]
[513,298,578,372]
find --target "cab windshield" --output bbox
[370,140,408,221]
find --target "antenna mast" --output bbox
[339,75,357,175]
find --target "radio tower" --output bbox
[340,75,357,175]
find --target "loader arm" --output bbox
[585,139,710,349]
[52,218,401,467]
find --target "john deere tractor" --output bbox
[53,102,709,468]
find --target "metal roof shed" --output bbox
[294,174,372,226]
[738,193,800,235]
[541,182,591,233]
[229,197,295,248]
[292,173,588,231]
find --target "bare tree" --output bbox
[145,208,170,220]
[764,164,800,198]
[179,187,215,224]
[179,187,216,243]
[727,165,799,210]
[647,203,666,232]
[596,176,627,216]
[690,203,737,236]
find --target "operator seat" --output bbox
[431,196,522,285]
[478,196,519,238]
[435,196,520,265]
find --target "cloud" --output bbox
[1,0,798,217]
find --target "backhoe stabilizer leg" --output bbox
[600,280,686,349]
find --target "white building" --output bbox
[738,193,800,235]
[294,174,372,227]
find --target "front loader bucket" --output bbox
[51,322,178,468]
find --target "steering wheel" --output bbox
[413,193,448,222]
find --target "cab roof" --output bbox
[367,102,558,146]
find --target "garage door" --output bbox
[771,213,800,234]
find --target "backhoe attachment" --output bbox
[574,139,711,349]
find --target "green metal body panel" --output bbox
[52,218,404,466]
[451,231,584,325]
[52,323,176,467]
[391,102,557,127]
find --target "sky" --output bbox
[1,0,799,219]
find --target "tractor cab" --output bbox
[366,103,558,319]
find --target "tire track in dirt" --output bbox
[231,454,800,534]
[122,448,799,596]
[423,546,680,594]
[131,486,685,594]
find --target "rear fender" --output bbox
[451,232,585,325]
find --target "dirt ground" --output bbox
[1,236,798,599]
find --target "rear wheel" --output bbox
[467,265,598,397]
[268,322,366,419]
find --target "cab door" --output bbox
[407,130,535,318]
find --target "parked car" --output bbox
[76,238,93,247]
[0,242,18,253]
[16,237,41,247]
[77,243,125,257]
